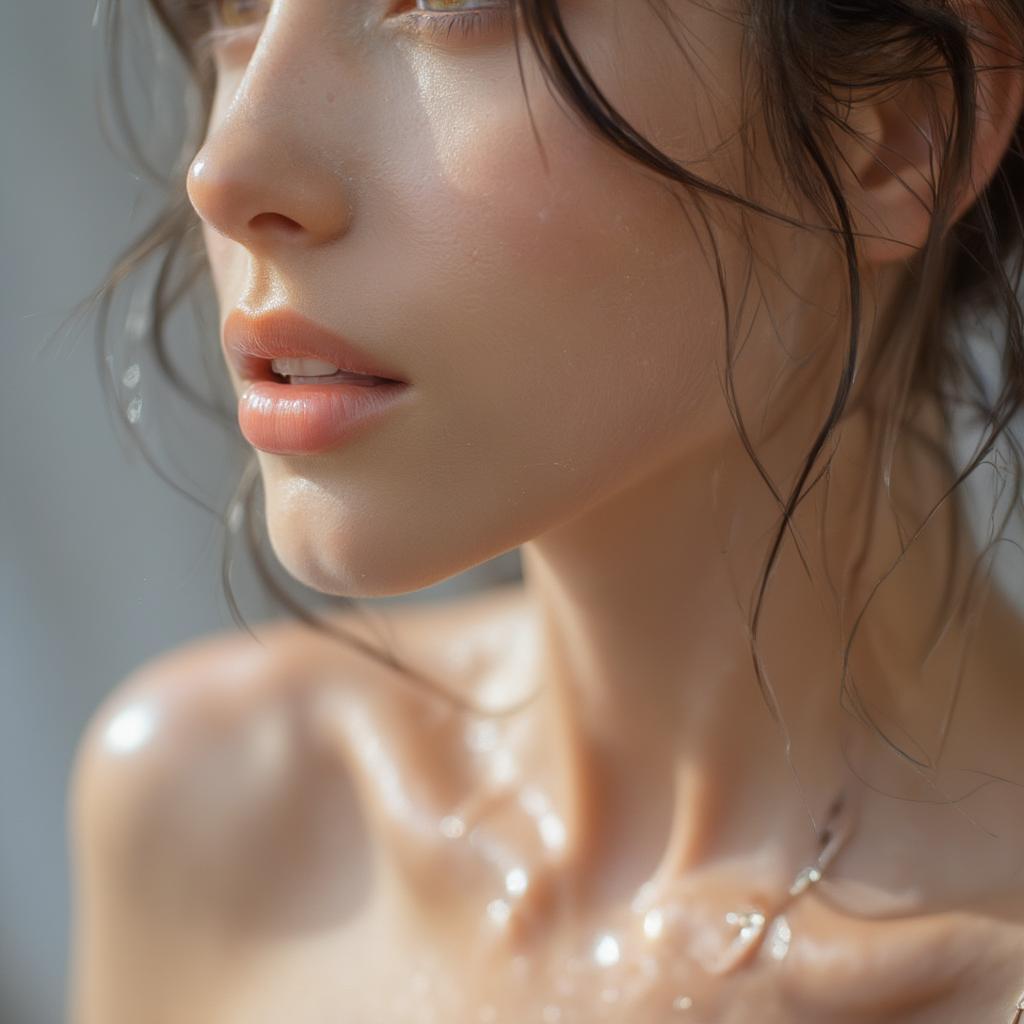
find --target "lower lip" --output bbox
[237,378,411,455]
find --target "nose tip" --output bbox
[186,146,351,250]
[185,155,213,224]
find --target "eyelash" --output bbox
[177,1,512,53]
[403,5,512,43]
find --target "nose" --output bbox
[186,78,353,253]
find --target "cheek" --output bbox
[208,17,758,596]
[386,78,730,483]
[391,14,743,452]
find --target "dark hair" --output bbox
[70,1,1024,755]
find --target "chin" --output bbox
[261,501,513,601]
[265,525,440,599]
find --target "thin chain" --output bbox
[709,786,858,976]
[1010,993,1024,1024]
[778,789,1024,1024]
[753,798,1024,1023]
[706,776,1024,1018]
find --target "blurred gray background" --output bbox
[2,4,1022,1024]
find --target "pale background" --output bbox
[1,3,1021,1024]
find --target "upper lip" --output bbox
[223,308,408,383]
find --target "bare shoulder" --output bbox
[69,618,364,907]
[69,582,530,914]
[68,613,399,1022]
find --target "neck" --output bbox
[517,396,1005,913]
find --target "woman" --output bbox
[69,0,1024,1021]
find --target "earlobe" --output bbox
[835,6,1024,267]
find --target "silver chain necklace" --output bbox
[1011,995,1024,1024]
[708,786,858,976]
[710,786,1024,1021]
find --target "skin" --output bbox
[70,1,1024,1021]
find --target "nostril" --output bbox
[249,211,303,234]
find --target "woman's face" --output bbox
[186,0,831,597]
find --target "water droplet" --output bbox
[486,898,511,927]
[725,908,767,947]
[505,866,529,897]
[440,815,466,840]
[767,914,792,961]
[125,308,148,339]
[122,363,141,389]
[126,396,142,424]
[643,908,665,940]
[594,933,621,967]
[538,812,567,850]
[227,503,244,533]
[672,995,694,1012]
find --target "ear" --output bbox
[833,4,1024,266]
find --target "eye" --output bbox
[414,0,500,8]
[169,0,270,53]
[210,0,270,29]
[171,0,514,57]
[395,0,514,44]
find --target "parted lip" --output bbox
[223,308,408,384]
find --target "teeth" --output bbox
[270,357,342,377]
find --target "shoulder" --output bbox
[69,583,529,906]
[68,611,422,1020]
[69,610,393,890]
[66,582,517,1023]
[69,628,302,917]
[67,627,304,1020]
